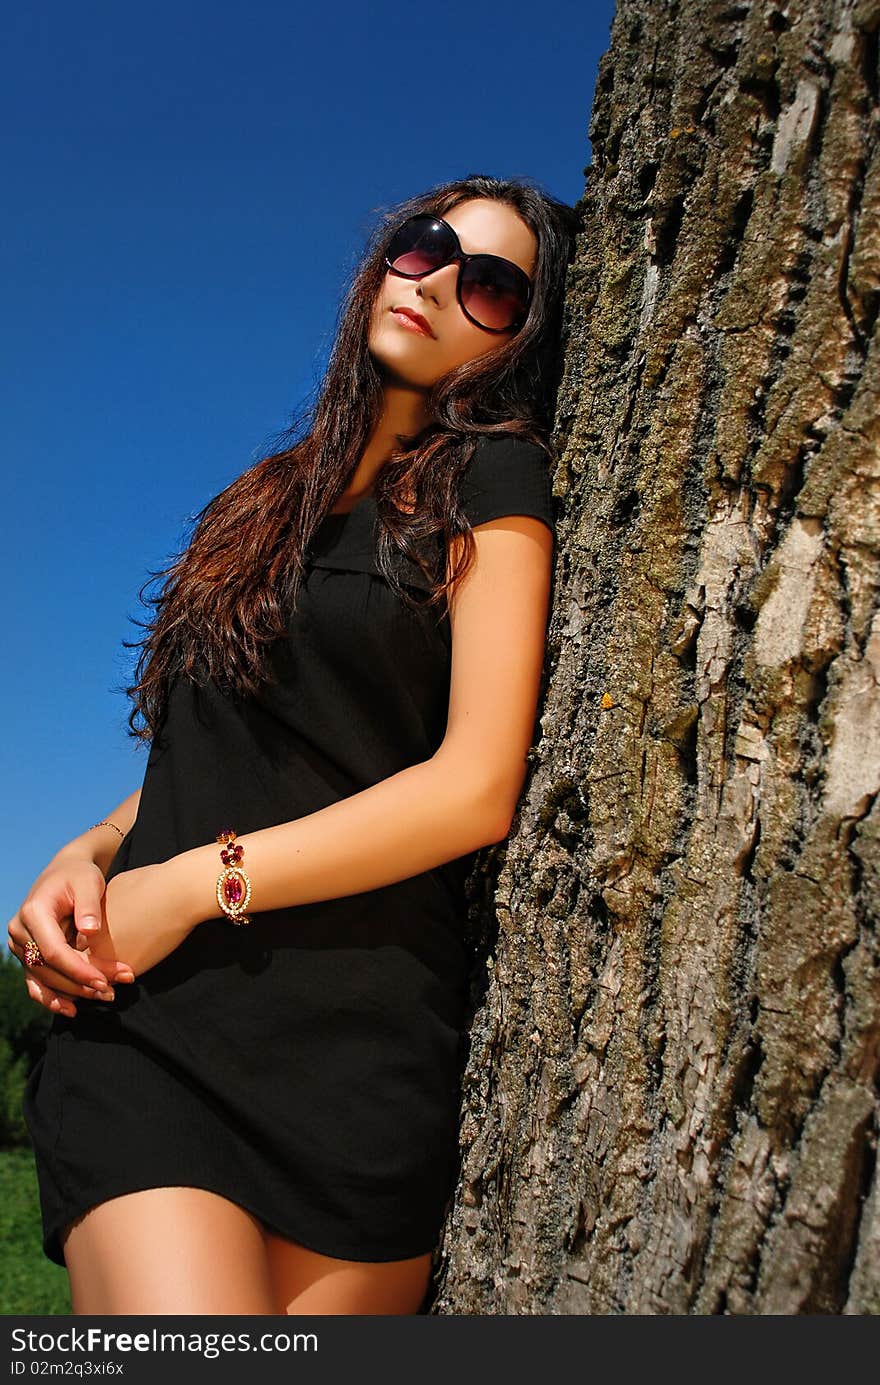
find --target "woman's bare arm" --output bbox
[7,787,143,1015]
[160,515,554,928]
[52,787,142,876]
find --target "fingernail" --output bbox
[80,920,100,932]
[117,970,135,983]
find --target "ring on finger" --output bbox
[23,939,45,968]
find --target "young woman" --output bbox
[9,174,576,1315]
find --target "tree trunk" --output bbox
[433,0,880,1314]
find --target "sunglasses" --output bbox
[384,214,533,334]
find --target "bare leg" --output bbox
[62,1187,278,1315]
[265,1232,433,1315]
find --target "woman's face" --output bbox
[368,197,538,390]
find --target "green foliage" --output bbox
[0,1148,71,1314]
[0,960,69,1313]
[0,966,69,1311]
[0,953,53,1056]
[0,955,53,1151]
[0,1038,28,1145]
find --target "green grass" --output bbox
[0,1147,71,1315]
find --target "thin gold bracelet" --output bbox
[89,819,125,839]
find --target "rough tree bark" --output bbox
[432,0,879,1314]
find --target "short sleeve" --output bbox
[458,435,556,536]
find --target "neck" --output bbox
[345,385,432,498]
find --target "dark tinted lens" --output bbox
[460,256,529,331]
[386,217,455,277]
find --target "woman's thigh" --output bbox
[264,1233,433,1315]
[62,1186,278,1315]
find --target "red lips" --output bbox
[391,306,435,337]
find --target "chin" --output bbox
[371,349,435,391]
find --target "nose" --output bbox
[415,261,459,311]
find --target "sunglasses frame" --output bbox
[384,214,533,334]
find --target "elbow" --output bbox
[432,748,521,847]
[473,782,519,846]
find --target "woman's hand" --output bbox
[7,855,137,1020]
[84,862,197,980]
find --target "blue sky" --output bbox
[3,0,614,919]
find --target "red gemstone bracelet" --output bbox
[216,828,252,925]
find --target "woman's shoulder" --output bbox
[458,432,556,532]
[463,430,551,469]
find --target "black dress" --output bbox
[23,433,556,1268]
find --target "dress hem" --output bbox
[43,1175,444,1271]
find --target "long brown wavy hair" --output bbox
[122,173,578,743]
